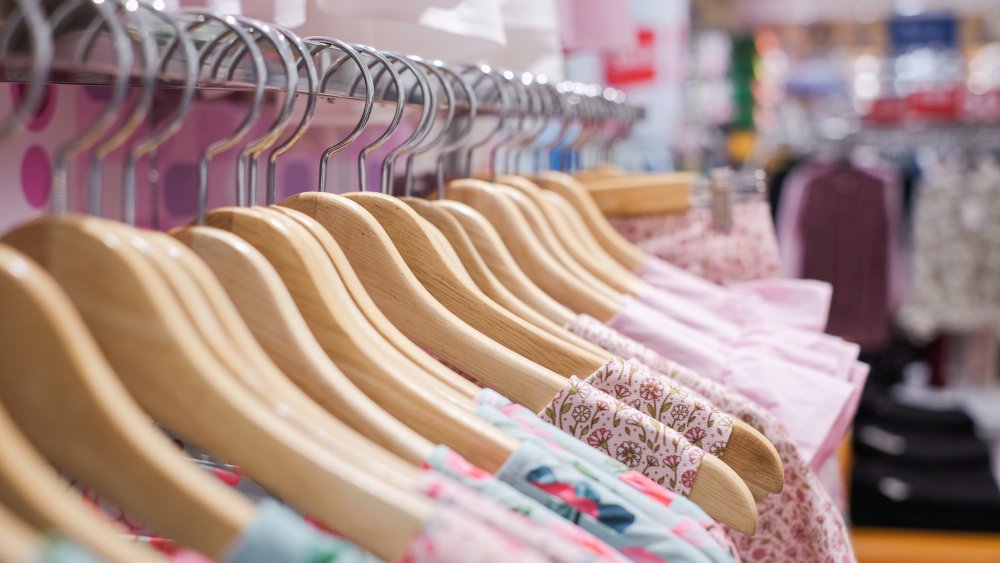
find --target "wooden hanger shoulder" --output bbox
[493,180,625,300]
[280,192,565,413]
[267,205,481,403]
[433,200,576,326]
[446,179,623,322]
[406,198,619,363]
[718,420,784,495]
[0,503,41,563]
[206,205,519,473]
[406,198,577,341]
[0,239,239,560]
[141,230,425,477]
[688,453,758,536]
[172,225,434,466]
[345,191,607,380]
[534,171,648,270]
[498,175,652,296]
[4,218,432,562]
[579,172,694,216]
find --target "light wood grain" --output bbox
[447,179,623,322]
[499,175,652,295]
[405,198,610,361]
[496,184,624,301]
[580,172,695,216]
[280,193,567,413]
[4,217,432,562]
[719,421,785,494]
[690,454,758,536]
[435,200,576,326]
[0,238,249,560]
[206,206,519,472]
[346,192,608,379]
[534,171,648,270]
[173,226,437,465]
[269,206,481,403]
[0,503,40,563]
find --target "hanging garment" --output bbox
[27,538,103,563]
[898,160,1000,341]
[222,500,379,563]
[423,448,631,563]
[556,0,635,52]
[398,504,552,563]
[634,257,832,332]
[473,401,739,563]
[604,298,858,469]
[426,444,711,563]
[777,161,905,350]
[474,388,735,561]
[538,377,706,495]
[611,201,780,286]
[564,318,857,563]
[418,470,620,563]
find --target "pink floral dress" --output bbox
[564,317,857,563]
[610,200,780,285]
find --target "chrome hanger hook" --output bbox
[403,57,457,197]
[0,0,52,142]
[375,52,436,195]
[433,62,477,198]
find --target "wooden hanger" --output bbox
[573,165,625,182]
[279,192,566,412]
[0,398,163,563]
[497,175,652,295]
[495,184,625,301]
[135,229,425,477]
[3,217,433,561]
[266,205,481,402]
[172,225,436,465]
[446,179,622,321]
[343,191,609,379]
[534,171,648,270]
[203,206,520,472]
[578,172,695,216]
[0,503,41,563]
[433,200,576,327]
[405,197,608,359]
[0,242,232,561]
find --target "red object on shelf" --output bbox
[862,97,906,126]
[905,87,962,121]
[603,28,656,87]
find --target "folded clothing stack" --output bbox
[851,392,1000,532]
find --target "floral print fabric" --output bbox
[476,402,738,563]
[398,504,550,563]
[496,440,713,563]
[423,446,629,563]
[223,499,380,563]
[539,377,706,496]
[476,388,739,562]
[565,318,857,563]
[585,359,735,458]
[610,200,779,286]
[417,470,617,563]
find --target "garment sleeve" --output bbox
[775,163,815,279]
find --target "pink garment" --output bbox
[635,257,832,332]
[564,318,858,563]
[539,373,707,495]
[398,504,550,563]
[417,471,613,563]
[611,200,780,285]
[597,300,859,469]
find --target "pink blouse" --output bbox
[604,298,859,469]
[634,257,832,333]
